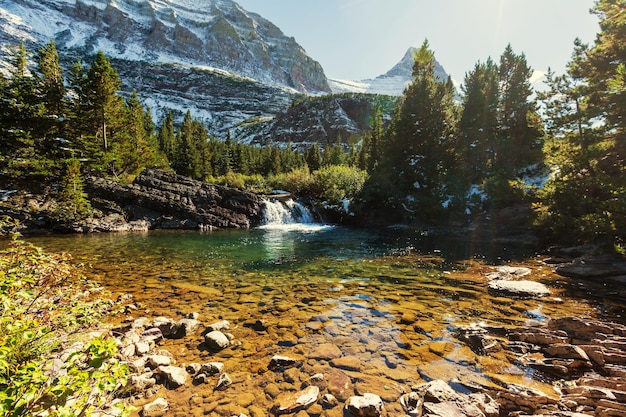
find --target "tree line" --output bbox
[357,0,624,245]
[0,0,623,245]
[0,43,313,183]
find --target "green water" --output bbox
[15,226,626,416]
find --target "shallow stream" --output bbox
[22,225,626,416]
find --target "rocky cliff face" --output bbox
[1,0,329,94]
[233,94,398,147]
[86,169,265,230]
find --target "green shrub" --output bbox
[0,234,129,417]
[312,165,368,204]
[208,172,268,193]
[268,166,314,195]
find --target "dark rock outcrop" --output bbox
[86,169,264,230]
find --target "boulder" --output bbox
[206,320,231,332]
[200,362,224,375]
[215,372,232,390]
[147,355,172,368]
[345,393,384,417]
[272,385,320,414]
[156,365,187,388]
[142,398,169,417]
[204,330,230,351]
[269,355,300,369]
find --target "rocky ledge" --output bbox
[1,169,266,234]
[83,169,265,232]
[457,316,626,417]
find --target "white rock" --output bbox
[488,279,551,298]
[206,320,230,332]
[215,372,232,390]
[201,362,224,375]
[142,397,168,417]
[345,393,384,417]
[204,330,230,350]
[147,355,171,368]
[157,365,188,388]
[135,341,151,355]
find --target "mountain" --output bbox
[234,94,399,148]
[0,1,446,147]
[328,47,449,96]
[0,0,330,139]
[0,0,329,93]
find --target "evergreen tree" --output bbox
[537,0,626,243]
[328,137,345,166]
[305,144,322,171]
[496,44,544,174]
[190,118,209,179]
[372,40,457,220]
[57,157,92,222]
[84,51,123,153]
[34,41,65,118]
[157,111,176,162]
[266,146,281,176]
[33,41,66,157]
[457,59,499,181]
[4,42,38,153]
[66,58,89,150]
[172,110,195,176]
[367,106,384,172]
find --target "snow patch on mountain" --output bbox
[0,0,330,94]
[329,46,449,96]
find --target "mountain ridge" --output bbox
[0,0,329,94]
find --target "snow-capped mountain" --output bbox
[0,1,447,145]
[329,47,449,96]
[0,0,329,94]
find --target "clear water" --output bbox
[13,226,626,416]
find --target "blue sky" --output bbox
[235,0,600,83]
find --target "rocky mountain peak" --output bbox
[0,0,330,93]
[382,46,448,81]
[329,47,449,96]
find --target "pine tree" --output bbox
[35,41,65,118]
[496,44,543,174]
[374,40,458,220]
[457,59,499,181]
[172,110,195,176]
[367,106,384,172]
[536,0,626,243]
[66,58,89,150]
[157,111,176,162]
[5,42,38,152]
[84,51,123,153]
[33,41,66,157]
[305,144,322,171]
[58,157,92,222]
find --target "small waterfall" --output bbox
[261,198,315,226]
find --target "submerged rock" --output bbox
[345,393,384,417]
[204,330,231,351]
[156,365,187,388]
[272,385,319,414]
[142,397,169,417]
[488,279,551,298]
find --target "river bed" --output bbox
[20,226,626,416]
